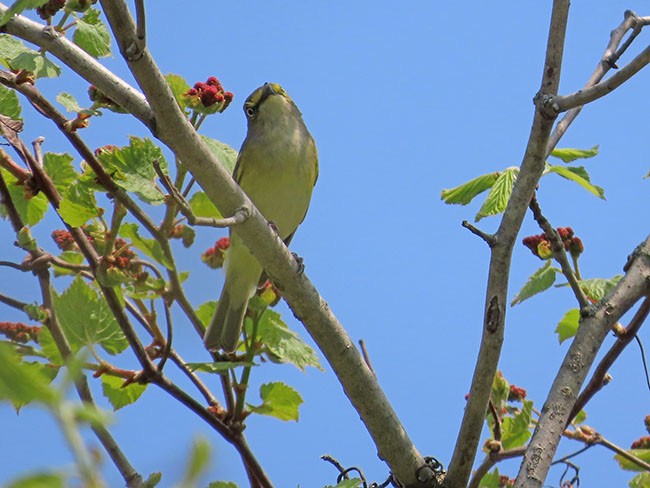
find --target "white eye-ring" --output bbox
[245,106,256,118]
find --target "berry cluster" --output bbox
[36,0,65,20]
[0,321,40,344]
[507,384,527,402]
[631,436,650,450]
[522,227,583,260]
[201,237,230,269]
[52,229,78,251]
[183,77,233,114]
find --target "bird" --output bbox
[204,82,318,352]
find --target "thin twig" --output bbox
[462,220,497,247]
[358,339,375,377]
[528,194,590,309]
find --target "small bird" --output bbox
[204,83,318,352]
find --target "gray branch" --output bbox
[514,236,650,487]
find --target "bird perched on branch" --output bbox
[204,82,318,352]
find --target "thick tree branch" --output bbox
[96,2,432,486]
[568,295,650,424]
[445,2,570,486]
[514,236,650,487]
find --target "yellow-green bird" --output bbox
[204,83,318,352]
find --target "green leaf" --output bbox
[5,471,66,488]
[59,181,101,227]
[572,409,587,425]
[324,480,363,488]
[43,152,76,190]
[24,303,48,322]
[550,145,599,163]
[629,472,650,488]
[38,327,63,365]
[0,343,58,409]
[143,472,162,488]
[201,135,238,175]
[16,226,37,251]
[12,51,61,78]
[73,9,111,58]
[183,437,211,483]
[0,83,21,119]
[501,400,533,449]
[490,372,510,413]
[101,375,146,411]
[196,300,216,328]
[52,275,128,355]
[189,191,223,219]
[555,308,580,344]
[0,0,49,26]
[120,222,172,269]
[616,449,650,472]
[56,92,82,113]
[249,382,303,421]
[165,73,191,111]
[207,482,238,488]
[97,137,167,204]
[511,261,557,306]
[186,361,252,373]
[0,168,49,226]
[72,402,112,427]
[545,164,605,199]
[477,469,501,488]
[255,309,322,371]
[441,172,499,205]
[475,167,518,221]
[578,276,621,302]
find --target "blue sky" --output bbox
[1,1,649,487]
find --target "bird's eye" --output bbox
[245,106,256,118]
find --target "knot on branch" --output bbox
[533,92,560,119]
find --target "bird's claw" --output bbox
[292,252,305,275]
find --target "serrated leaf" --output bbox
[52,275,128,355]
[616,449,650,472]
[120,222,172,269]
[0,83,21,119]
[101,375,146,411]
[44,152,76,189]
[52,251,85,276]
[629,472,650,488]
[189,191,223,219]
[186,361,253,373]
[73,9,111,58]
[441,172,499,205]
[0,168,49,226]
[5,471,66,488]
[59,181,101,227]
[545,164,605,199]
[196,301,216,328]
[578,276,621,302]
[501,400,533,449]
[555,308,580,344]
[0,0,49,26]
[249,382,303,421]
[0,343,58,409]
[165,73,191,111]
[550,145,599,163]
[475,167,518,221]
[97,137,167,204]
[477,470,501,488]
[56,92,82,113]
[511,261,557,306]
[201,136,238,175]
[255,309,322,371]
[12,51,61,78]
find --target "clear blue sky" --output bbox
[1,1,649,487]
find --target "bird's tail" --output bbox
[204,282,248,352]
